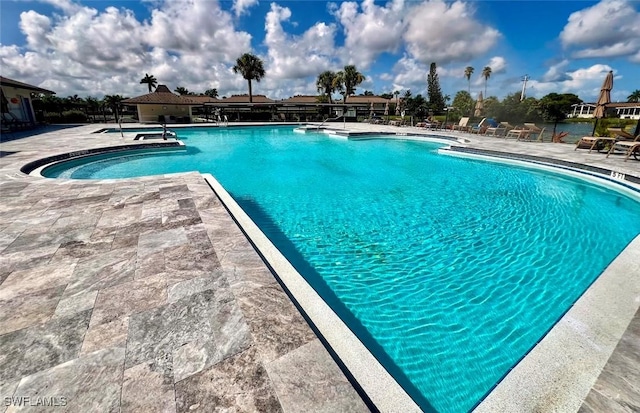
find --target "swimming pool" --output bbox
[43,126,640,412]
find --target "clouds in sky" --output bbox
[0,0,637,100]
[560,0,640,63]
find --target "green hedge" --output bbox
[44,110,88,123]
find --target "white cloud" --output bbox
[19,11,52,51]
[526,64,616,100]
[1,0,254,98]
[560,0,640,62]
[264,3,337,81]
[232,0,259,17]
[387,56,429,94]
[403,0,501,65]
[145,0,251,60]
[331,0,406,68]
[486,57,506,75]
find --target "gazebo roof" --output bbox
[122,85,199,105]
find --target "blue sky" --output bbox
[1,0,638,102]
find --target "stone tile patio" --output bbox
[0,123,639,412]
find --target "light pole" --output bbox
[520,75,529,101]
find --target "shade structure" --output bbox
[592,70,613,135]
[384,101,389,116]
[369,101,374,118]
[474,92,484,117]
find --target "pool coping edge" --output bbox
[201,173,423,413]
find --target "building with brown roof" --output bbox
[1,76,55,126]
[122,85,203,123]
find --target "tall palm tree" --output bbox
[464,66,474,96]
[335,65,365,103]
[394,90,400,106]
[140,73,157,93]
[232,53,265,103]
[316,71,338,104]
[482,66,492,97]
[628,89,640,102]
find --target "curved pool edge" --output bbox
[21,140,186,177]
[13,125,640,412]
[202,172,423,413]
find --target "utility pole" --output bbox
[520,75,529,101]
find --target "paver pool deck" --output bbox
[0,123,638,412]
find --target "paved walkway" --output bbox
[0,123,638,412]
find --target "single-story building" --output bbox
[123,87,394,123]
[569,102,640,120]
[121,85,217,123]
[611,102,640,120]
[1,76,55,125]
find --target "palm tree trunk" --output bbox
[248,80,253,103]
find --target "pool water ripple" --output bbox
[43,127,640,412]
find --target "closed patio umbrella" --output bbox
[474,92,483,117]
[395,103,400,116]
[384,101,389,116]
[592,70,613,136]
[369,101,374,119]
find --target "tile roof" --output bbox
[280,95,324,104]
[220,95,275,104]
[122,85,200,105]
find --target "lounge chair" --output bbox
[1,112,30,130]
[505,125,530,140]
[574,128,635,153]
[452,117,470,132]
[485,122,514,137]
[523,123,546,142]
[469,118,488,134]
[605,131,640,161]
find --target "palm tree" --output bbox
[335,65,365,103]
[628,89,640,102]
[394,90,400,106]
[316,71,338,104]
[85,96,100,122]
[103,95,124,122]
[174,86,191,95]
[482,66,492,97]
[232,53,265,103]
[140,73,157,93]
[464,66,474,96]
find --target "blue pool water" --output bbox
[44,126,640,412]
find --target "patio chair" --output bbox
[485,122,514,137]
[452,117,470,132]
[605,131,640,161]
[505,125,531,140]
[469,118,488,134]
[574,128,635,153]
[1,112,30,130]
[523,123,546,142]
